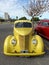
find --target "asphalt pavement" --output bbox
[0,23,49,65]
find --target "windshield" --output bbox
[15,22,32,28]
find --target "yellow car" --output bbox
[4,20,45,56]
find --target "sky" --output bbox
[0,0,49,19]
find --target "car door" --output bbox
[39,22,49,39]
[36,22,44,34]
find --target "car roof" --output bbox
[40,19,49,22]
[14,20,32,24]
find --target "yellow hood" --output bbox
[14,28,32,36]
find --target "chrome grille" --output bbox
[19,35,29,50]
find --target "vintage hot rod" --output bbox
[4,20,45,56]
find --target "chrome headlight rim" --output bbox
[32,39,37,45]
[12,39,16,45]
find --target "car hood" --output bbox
[14,28,32,36]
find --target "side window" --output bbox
[48,23,49,26]
[41,22,48,26]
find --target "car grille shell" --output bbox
[19,35,29,50]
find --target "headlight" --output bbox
[32,39,37,44]
[12,39,16,45]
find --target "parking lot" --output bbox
[0,23,49,65]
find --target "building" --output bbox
[4,12,10,20]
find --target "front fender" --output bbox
[34,35,44,53]
[4,35,13,54]
[30,35,45,53]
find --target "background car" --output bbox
[35,19,49,40]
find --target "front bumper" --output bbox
[4,52,45,56]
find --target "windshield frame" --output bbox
[15,22,32,28]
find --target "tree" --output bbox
[31,17,40,22]
[19,17,27,20]
[23,0,49,28]
[16,16,18,20]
